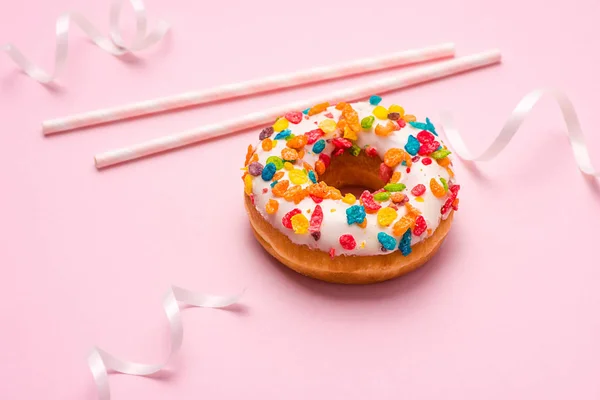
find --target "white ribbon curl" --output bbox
[87,286,243,400]
[439,89,599,178]
[1,0,170,84]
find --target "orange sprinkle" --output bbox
[308,102,330,116]
[265,199,279,214]
[261,138,273,151]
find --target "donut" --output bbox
[242,96,460,284]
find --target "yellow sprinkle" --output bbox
[290,214,309,234]
[331,208,336,213]
[360,241,366,249]
[271,140,278,147]
[388,104,405,115]
[415,196,424,202]
[289,169,308,185]
[343,126,358,140]
[273,117,289,132]
[318,119,337,134]
[243,174,252,195]
[377,207,398,227]
[373,105,388,120]
[307,209,311,214]
[284,162,294,170]
[342,193,356,204]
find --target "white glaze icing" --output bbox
[244,101,458,256]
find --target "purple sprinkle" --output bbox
[311,231,321,241]
[248,162,264,176]
[259,126,274,140]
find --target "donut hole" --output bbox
[318,151,386,197]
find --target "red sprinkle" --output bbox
[411,184,426,196]
[262,188,268,194]
[339,234,356,250]
[305,129,324,144]
[329,247,336,259]
[310,194,324,203]
[250,194,255,205]
[379,163,393,183]
[332,148,345,157]
[413,215,427,236]
[284,111,303,124]
[359,190,382,212]
[398,119,406,128]
[406,167,411,173]
[418,141,440,156]
[365,146,378,157]
[311,231,321,241]
[319,153,331,168]
[332,138,352,149]
[411,156,420,163]
[417,130,435,144]
[282,209,302,229]
[422,157,432,165]
[309,205,323,233]
[324,112,334,118]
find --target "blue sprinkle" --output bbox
[312,139,326,154]
[369,95,382,105]
[346,205,366,225]
[261,162,276,181]
[409,121,428,130]
[302,108,310,115]
[425,117,437,136]
[437,145,443,151]
[274,129,291,140]
[401,160,407,166]
[270,180,278,188]
[308,170,317,184]
[404,135,421,156]
[399,229,412,256]
[377,232,397,251]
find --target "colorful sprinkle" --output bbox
[261,138,273,151]
[305,128,324,144]
[343,126,358,141]
[359,190,382,213]
[308,102,330,116]
[308,170,317,183]
[404,135,421,156]
[312,139,326,154]
[430,178,446,198]
[377,207,398,227]
[272,171,284,181]
[339,234,357,250]
[411,184,426,196]
[342,193,356,204]
[248,162,264,176]
[391,193,408,205]
[418,140,440,156]
[261,162,277,181]
[270,180,278,188]
[422,157,432,165]
[274,129,292,140]
[365,146,378,157]
[284,162,294,170]
[417,130,435,144]
[281,147,298,162]
[379,162,393,183]
[309,204,323,233]
[346,205,366,225]
[374,121,395,136]
[373,191,390,201]
[266,156,284,170]
[285,111,303,124]
[286,135,308,149]
[384,183,406,192]
[329,247,336,259]
[289,169,309,184]
[302,108,310,115]
[388,104,404,114]
[377,232,397,251]
[384,148,411,168]
[283,185,308,204]
[361,115,375,129]
[415,197,424,202]
[413,215,427,236]
[387,112,400,121]
[431,149,452,159]
[399,229,412,256]
[318,119,337,134]
[392,215,414,236]
[259,126,274,140]
[273,117,289,132]
[409,117,437,135]
[311,231,321,241]
[373,105,388,120]
[265,199,279,214]
[271,180,289,197]
[440,177,449,192]
[282,208,302,229]
[349,144,361,156]
[243,174,252,195]
[369,95,382,105]
[290,214,309,234]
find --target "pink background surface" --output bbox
[2,0,600,399]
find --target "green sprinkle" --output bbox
[430,149,451,159]
[349,144,361,157]
[361,116,375,129]
[266,156,284,170]
[440,177,448,192]
[373,192,390,201]
[384,183,406,192]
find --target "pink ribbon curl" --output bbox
[87,286,243,400]
[1,0,170,84]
